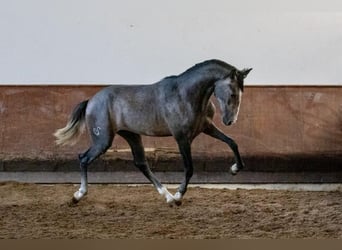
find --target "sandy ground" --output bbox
[0,181,341,239]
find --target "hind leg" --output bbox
[73,117,114,203]
[118,131,176,205]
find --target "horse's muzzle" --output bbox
[222,114,238,126]
[222,116,233,126]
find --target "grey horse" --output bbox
[54,59,252,206]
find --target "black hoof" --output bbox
[175,200,182,206]
[71,197,80,204]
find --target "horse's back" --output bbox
[85,84,173,136]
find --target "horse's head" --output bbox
[214,68,252,126]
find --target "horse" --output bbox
[54,59,252,206]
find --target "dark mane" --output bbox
[161,75,177,81]
[179,59,235,77]
[177,59,245,91]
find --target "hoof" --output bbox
[166,196,176,207]
[175,200,182,206]
[173,192,182,206]
[73,190,87,204]
[230,163,239,175]
[71,196,80,204]
[167,199,182,207]
[230,170,238,176]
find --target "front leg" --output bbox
[174,136,193,206]
[203,124,244,174]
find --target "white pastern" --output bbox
[158,186,175,204]
[231,163,239,174]
[73,189,87,201]
[174,191,182,201]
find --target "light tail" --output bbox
[54,100,88,146]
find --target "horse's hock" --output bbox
[0,85,341,183]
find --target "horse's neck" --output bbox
[178,61,229,107]
[178,65,228,103]
[173,79,214,115]
[181,63,228,85]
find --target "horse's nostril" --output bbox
[223,117,233,126]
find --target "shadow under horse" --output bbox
[54,59,252,206]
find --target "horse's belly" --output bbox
[116,114,172,137]
[140,128,172,137]
[122,125,172,137]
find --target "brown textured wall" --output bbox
[0,85,341,164]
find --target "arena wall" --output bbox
[0,85,341,183]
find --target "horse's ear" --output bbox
[241,68,253,79]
